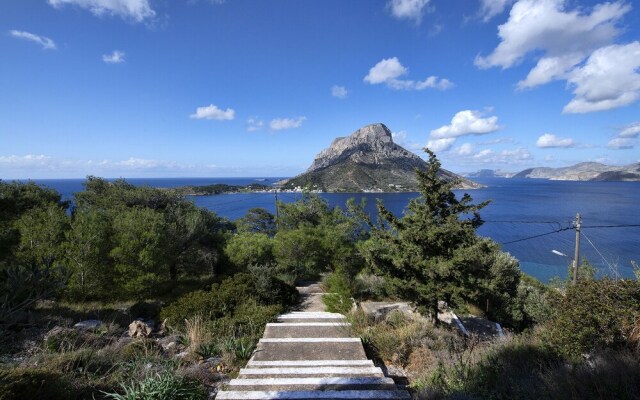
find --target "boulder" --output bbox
[359,301,415,321]
[128,319,154,338]
[73,320,102,331]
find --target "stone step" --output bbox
[237,366,384,378]
[216,390,411,399]
[252,339,367,361]
[226,377,397,391]
[264,323,352,339]
[246,360,375,368]
[278,313,345,321]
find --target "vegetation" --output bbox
[355,150,520,325]
[1,152,639,399]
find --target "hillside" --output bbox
[513,162,640,181]
[278,123,482,192]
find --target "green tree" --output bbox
[0,181,67,266]
[163,202,226,281]
[64,208,113,299]
[110,207,168,297]
[273,227,324,281]
[359,149,519,321]
[225,232,274,269]
[277,193,332,230]
[15,203,69,273]
[236,208,276,236]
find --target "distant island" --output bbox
[464,169,515,178]
[512,162,640,181]
[277,123,482,192]
[172,183,273,196]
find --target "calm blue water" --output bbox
[17,177,640,282]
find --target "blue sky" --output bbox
[1,0,639,178]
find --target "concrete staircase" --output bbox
[216,311,410,399]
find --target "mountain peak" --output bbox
[280,123,482,192]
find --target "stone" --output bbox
[73,320,102,331]
[128,319,154,338]
[359,302,415,321]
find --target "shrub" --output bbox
[224,232,274,268]
[44,327,83,353]
[543,278,640,358]
[102,371,205,400]
[160,290,213,329]
[129,301,162,320]
[323,271,354,314]
[118,339,163,361]
[0,367,74,400]
[160,272,296,331]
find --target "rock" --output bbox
[73,320,102,331]
[359,301,415,321]
[278,123,482,192]
[128,319,154,338]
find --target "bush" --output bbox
[323,271,354,314]
[0,367,74,400]
[543,278,640,358]
[160,291,214,329]
[102,371,205,400]
[129,301,162,320]
[224,232,274,268]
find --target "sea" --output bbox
[17,177,640,283]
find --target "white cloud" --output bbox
[48,0,155,22]
[430,110,501,139]
[456,143,474,156]
[475,0,637,112]
[536,133,575,148]
[607,137,634,149]
[269,116,306,131]
[189,104,235,121]
[472,147,532,164]
[0,154,53,167]
[331,85,348,99]
[619,122,640,138]
[246,118,264,132]
[427,138,456,152]
[387,0,431,24]
[563,42,640,114]
[364,57,453,91]
[364,57,407,84]
[102,50,125,63]
[9,30,56,50]
[476,0,628,71]
[479,0,514,22]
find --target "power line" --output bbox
[501,226,574,245]
[581,230,620,279]
[581,224,640,229]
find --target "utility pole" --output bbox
[274,191,280,232]
[572,213,581,285]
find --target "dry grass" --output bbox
[183,314,207,353]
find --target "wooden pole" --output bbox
[573,213,581,285]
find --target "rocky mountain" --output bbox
[513,162,640,181]
[278,123,482,192]
[464,169,515,178]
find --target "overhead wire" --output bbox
[501,226,574,245]
[581,230,621,279]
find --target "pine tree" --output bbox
[360,149,518,321]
